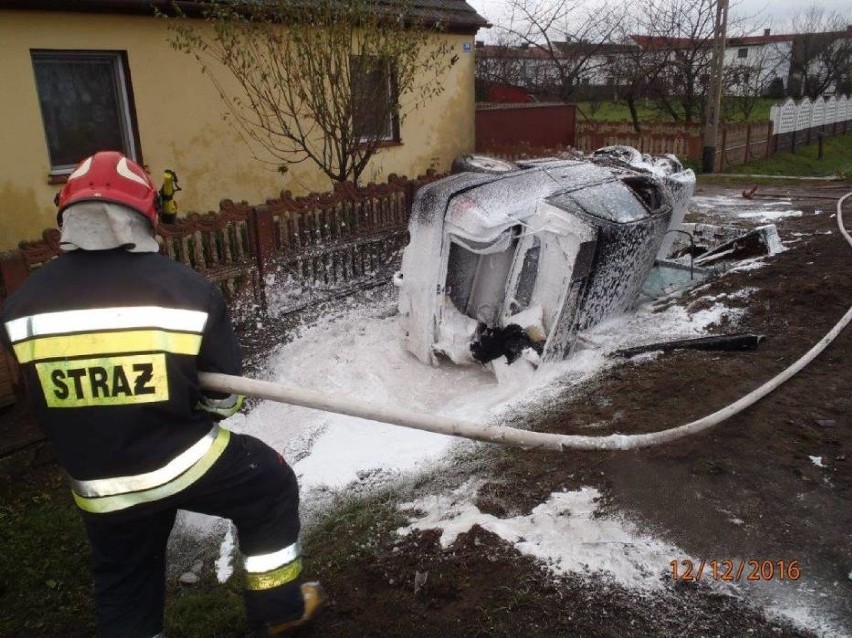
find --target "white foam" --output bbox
[191,281,842,635]
[738,210,804,222]
[398,481,680,589]
[215,524,236,583]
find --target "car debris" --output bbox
[742,185,840,201]
[613,333,766,358]
[692,225,784,266]
[642,220,786,299]
[396,146,696,370]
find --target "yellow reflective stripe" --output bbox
[73,428,231,514]
[13,330,202,364]
[36,354,169,408]
[71,425,220,497]
[245,558,303,591]
[197,394,244,419]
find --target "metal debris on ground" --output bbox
[613,333,766,358]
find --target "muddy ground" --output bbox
[2,183,849,637]
[293,183,851,638]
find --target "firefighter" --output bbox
[1,151,324,637]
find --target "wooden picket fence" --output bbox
[499,94,852,171]
[574,120,775,172]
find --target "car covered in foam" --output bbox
[395,148,695,370]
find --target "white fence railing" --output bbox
[770,95,850,134]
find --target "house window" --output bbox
[737,47,748,58]
[350,55,399,142]
[31,50,139,174]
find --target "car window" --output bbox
[548,181,649,223]
[513,240,540,312]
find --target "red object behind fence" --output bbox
[476,103,577,152]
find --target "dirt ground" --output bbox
[296,182,851,638]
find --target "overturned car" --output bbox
[395,148,696,370]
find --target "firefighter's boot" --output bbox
[264,581,327,636]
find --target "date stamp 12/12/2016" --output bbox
[670,559,801,582]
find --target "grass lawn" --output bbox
[0,461,402,637]
[575,98,777,124]
[0,466,248,636]
[719,132,852,178]
[0,468,96,635]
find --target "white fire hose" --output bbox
[200,192,852,451]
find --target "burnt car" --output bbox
[395,148,695,369]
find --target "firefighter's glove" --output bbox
[196,393,245,421]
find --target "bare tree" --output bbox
[489,0,625,102]
[787,7,852,99]
[475,32,546,101]
[167,0,455,184]
[628,0,750,124]
[604,16,670,132]
[638,0,718,123]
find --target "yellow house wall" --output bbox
[0,11,476,250]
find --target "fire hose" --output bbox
[199,192,852,451]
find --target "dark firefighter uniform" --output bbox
[2,249,304,638]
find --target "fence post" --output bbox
[719,125,728,172]
[744,123,752,163]
[0,251,30,299]
[405,180,416,215]
[249,205,276,309]
[768,121,774,158]
[0,251,30,401]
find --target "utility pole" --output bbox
[702,0,729,173]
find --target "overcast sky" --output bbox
[466,0,852,40]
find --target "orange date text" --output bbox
[670,559,801,582]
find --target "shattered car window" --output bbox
[513,240,540,312]
[446,242,479,313]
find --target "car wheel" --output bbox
[451,154,517,175]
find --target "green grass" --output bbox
[575,98,777,124]
[575,100,663,123]
[0,466,247,636]
[0,463,408,637]
[720,132,852,178]
[0,469,95,635]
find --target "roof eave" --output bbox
[0,0,489,33]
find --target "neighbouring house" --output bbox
[720,29,793,97]
[475,44,560,103]
[631,26,851,99]
[0,0,487,250]
[475,41,634,103]
[475,26,850,104]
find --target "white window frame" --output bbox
[31,50,139,176]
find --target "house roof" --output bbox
[477,42,636,60]
[632,28,850,50]
[555,41,638,56]
[477,45,555,59]
[1,0,489,33]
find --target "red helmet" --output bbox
[56,151,159,228]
